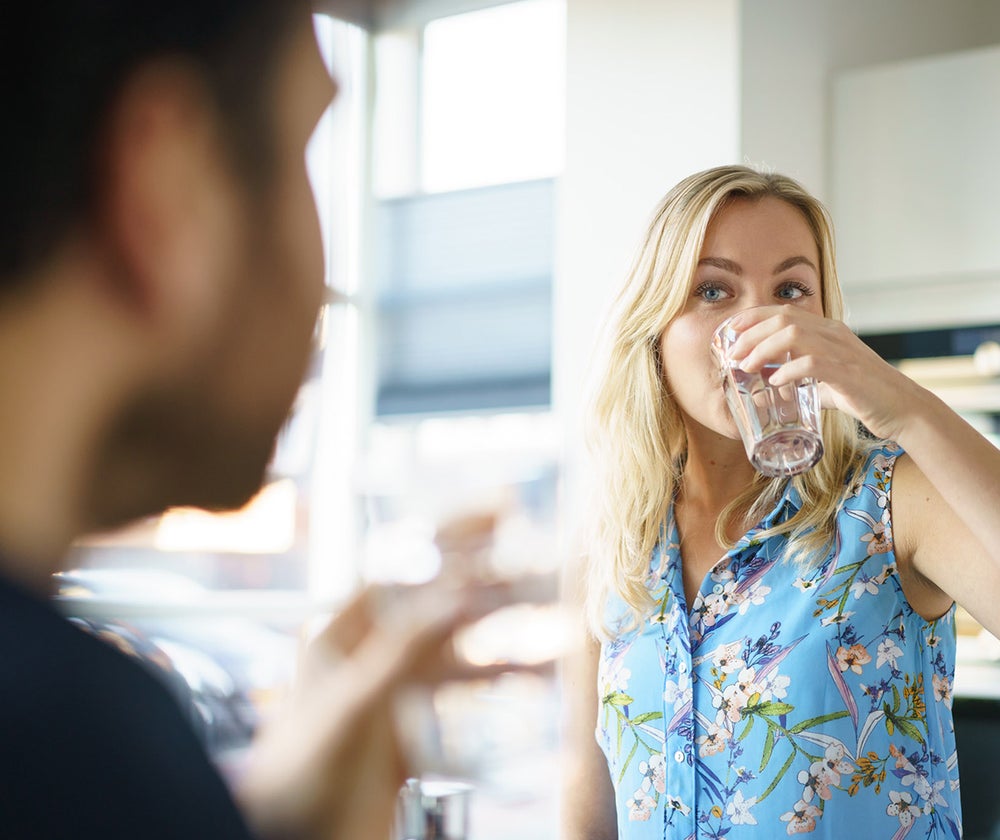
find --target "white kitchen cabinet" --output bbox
[830,45,1000,334]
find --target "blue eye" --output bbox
[694,283,728,302]
[777,281,814,300]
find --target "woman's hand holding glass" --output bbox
[723,305,927,442]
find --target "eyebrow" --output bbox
[696,255,818,275]
[697,257,742,274]
[773,255,818,274]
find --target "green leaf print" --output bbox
[787,710,850,734]
[742,705,849,805]
[618,737,640,785]
[758,748,797,803]
[760,724,777,773]
[753,701,795,717]
[891,715,925,745]
[606,704,664,782]
[881,704,925,746]
[656,587,671,622]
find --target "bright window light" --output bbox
[421,0,565,192]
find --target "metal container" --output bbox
[395,778,473,840]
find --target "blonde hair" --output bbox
[584,165,876,636]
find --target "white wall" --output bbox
[740,0,1000,201]
[741,0,1000,332]
[553,0,740,524]
[830,46,1000,332]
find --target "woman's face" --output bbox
[658,196,825,445]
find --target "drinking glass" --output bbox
[711,314,823,476]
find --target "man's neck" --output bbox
[0,259,146,595]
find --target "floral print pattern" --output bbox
[597,446,961,838]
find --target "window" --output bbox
[374,178,555,416]
[372,0,565,417]
[421,0,565,193]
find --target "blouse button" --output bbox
[674,750,685,764]
[713,584,724,595]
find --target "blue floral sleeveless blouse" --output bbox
[597,445,961,838]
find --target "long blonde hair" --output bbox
[584,165,876,636]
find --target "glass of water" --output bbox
[711,314,824,476]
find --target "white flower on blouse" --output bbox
[710,640,746,674]
[711,568,736,586]
[736,582,771,615]
[876,638,904,670]
[798,744,853,804]
[725,790,758,825]
[662,670,692,709]
[861,523,892,556]
[792,577,818,593]
[850,574,880,599]
[730,667,762,700]
[780,798,822,834]
[921,779,948,813]
[664,795,691,816]
[932,673,953,709]
[638,752,666,795]
[626,789,656,822]
[902,763,932,799]
[716,668,763,725]
[875,562,897,583]
[763,671,791,701]
[602,657,631,694]
[820,744,854,785]
[887,790,922,827]
[821,611,854,627]
[798,761,835,803]
[703,582,738,627]
[871,453,895,478]
[697,722,731,758]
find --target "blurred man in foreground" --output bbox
[0,2,499,837]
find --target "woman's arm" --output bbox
[731,306,1000,636]
[887,391,1000,635]
[560,554,618,840]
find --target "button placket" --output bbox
[660,507,700,835]
[663,590,697,837]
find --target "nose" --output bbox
[740,287,774,311]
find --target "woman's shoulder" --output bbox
[831,440,904,537]
[844,439,903,496]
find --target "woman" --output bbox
[561,165,1000,838]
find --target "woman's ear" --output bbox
[95,59,246,358]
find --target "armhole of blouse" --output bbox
[884,447,957,622]
[874,446,905,601]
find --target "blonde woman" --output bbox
[561,165,1000,839]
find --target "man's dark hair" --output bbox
[1,1,305,285]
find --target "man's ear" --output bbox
[96,60,245,353]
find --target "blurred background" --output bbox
[59,2,1000,838]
